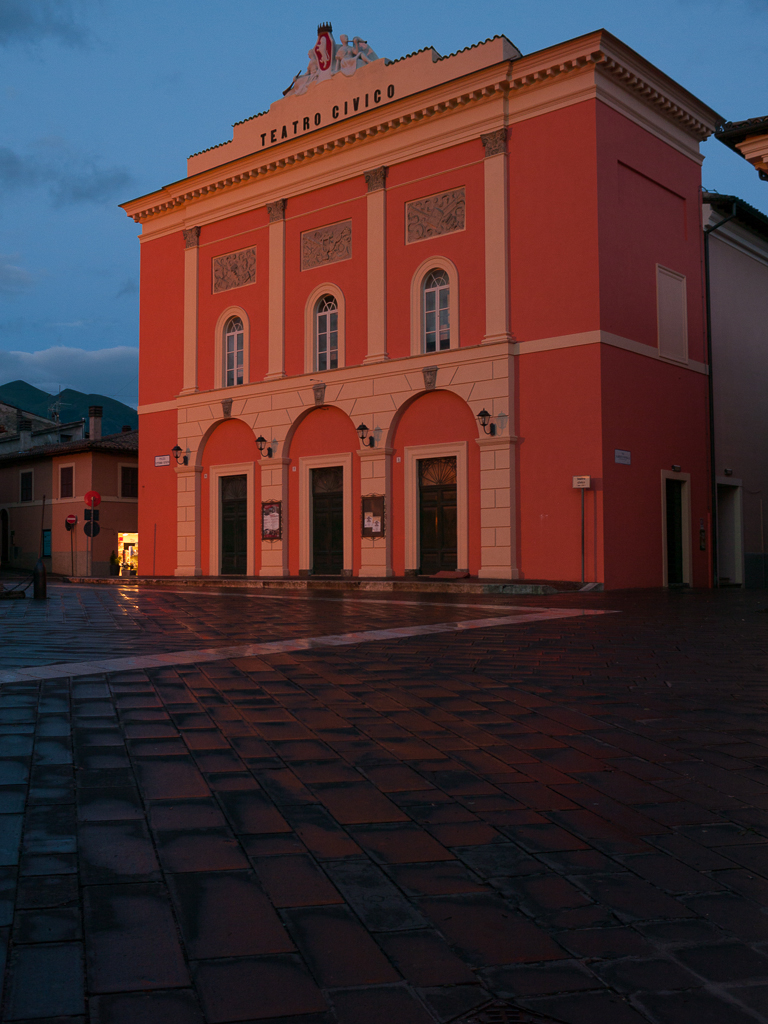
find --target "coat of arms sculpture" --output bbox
[287,23,379,95]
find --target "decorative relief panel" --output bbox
[212,247,256,293]
[301,220,352,271]
[406,188,465,244]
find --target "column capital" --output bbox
[174,463,203,475]
[481,128,508,158]
[267,199,286,222]
[183,226,201,248]
[365,166,388,192]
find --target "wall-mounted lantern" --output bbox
[256,435,274,459]
[356,423,375,448]
[171,445,189,466]
[477,409,496,437]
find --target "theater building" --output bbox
[122,27,721,588]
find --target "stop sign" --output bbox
[84,490,101,508]
[66,514,77,526]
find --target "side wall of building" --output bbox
[709,224,768,586]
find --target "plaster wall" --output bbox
[708,225,768,572]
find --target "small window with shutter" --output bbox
[20,471,32,502]
[121,466,138,498]
[60,466,73,498]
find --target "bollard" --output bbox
[33,558,47,600]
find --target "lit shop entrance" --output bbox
[312,466,344,575]
[118,533,138,576]
[419,457,457,574]
[220,475,248,575]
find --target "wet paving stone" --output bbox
[4,942,85,1019]
[191,954,327,1022]
[167,870,294,958]
[89,989,205,1024]
[83,882,189,993]
[78,820,161,883]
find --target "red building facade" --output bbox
[123,28,719,588]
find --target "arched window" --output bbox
[224,316,244,386]
[423,269,450,352]
[315,295,338,371]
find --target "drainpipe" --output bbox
[703,199,737,588]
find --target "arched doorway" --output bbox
[285,406,359,577]
[390,390,481,576]
[199,418,259,576]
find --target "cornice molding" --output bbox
[122,75,507,224]
[121,31,719,227]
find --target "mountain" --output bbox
[0,380,138,436]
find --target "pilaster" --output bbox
[181,227,200,394]
[364,167,388,364]
[481,130,513,345]
[266,200,286,380]
[357,446,394,577]
[476,435,519,579]
[174,463,203,576]
[258,456,290,576]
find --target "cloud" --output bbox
[0,346,139,406]
[0,139,134,207]
[0,0,88,47]
[0,255,34,295]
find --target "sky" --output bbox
[1,0,766,409]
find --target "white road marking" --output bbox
[0,607,616,683]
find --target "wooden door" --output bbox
[666,478,684,587]
[312,467,344,575]
[419,457,457,574]
[220,474,247,575]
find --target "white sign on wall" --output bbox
[155,455,170,467]
[615,449,631,465]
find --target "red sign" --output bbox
[314,29,333,71]
[66,514,78,526]
[84,490,101,508]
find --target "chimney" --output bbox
[88,406,103,441]
[18,419,32,451]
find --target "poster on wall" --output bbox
[261,501,282,540]
[361,495,385,538]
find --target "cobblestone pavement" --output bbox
[2,586,768,1023]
